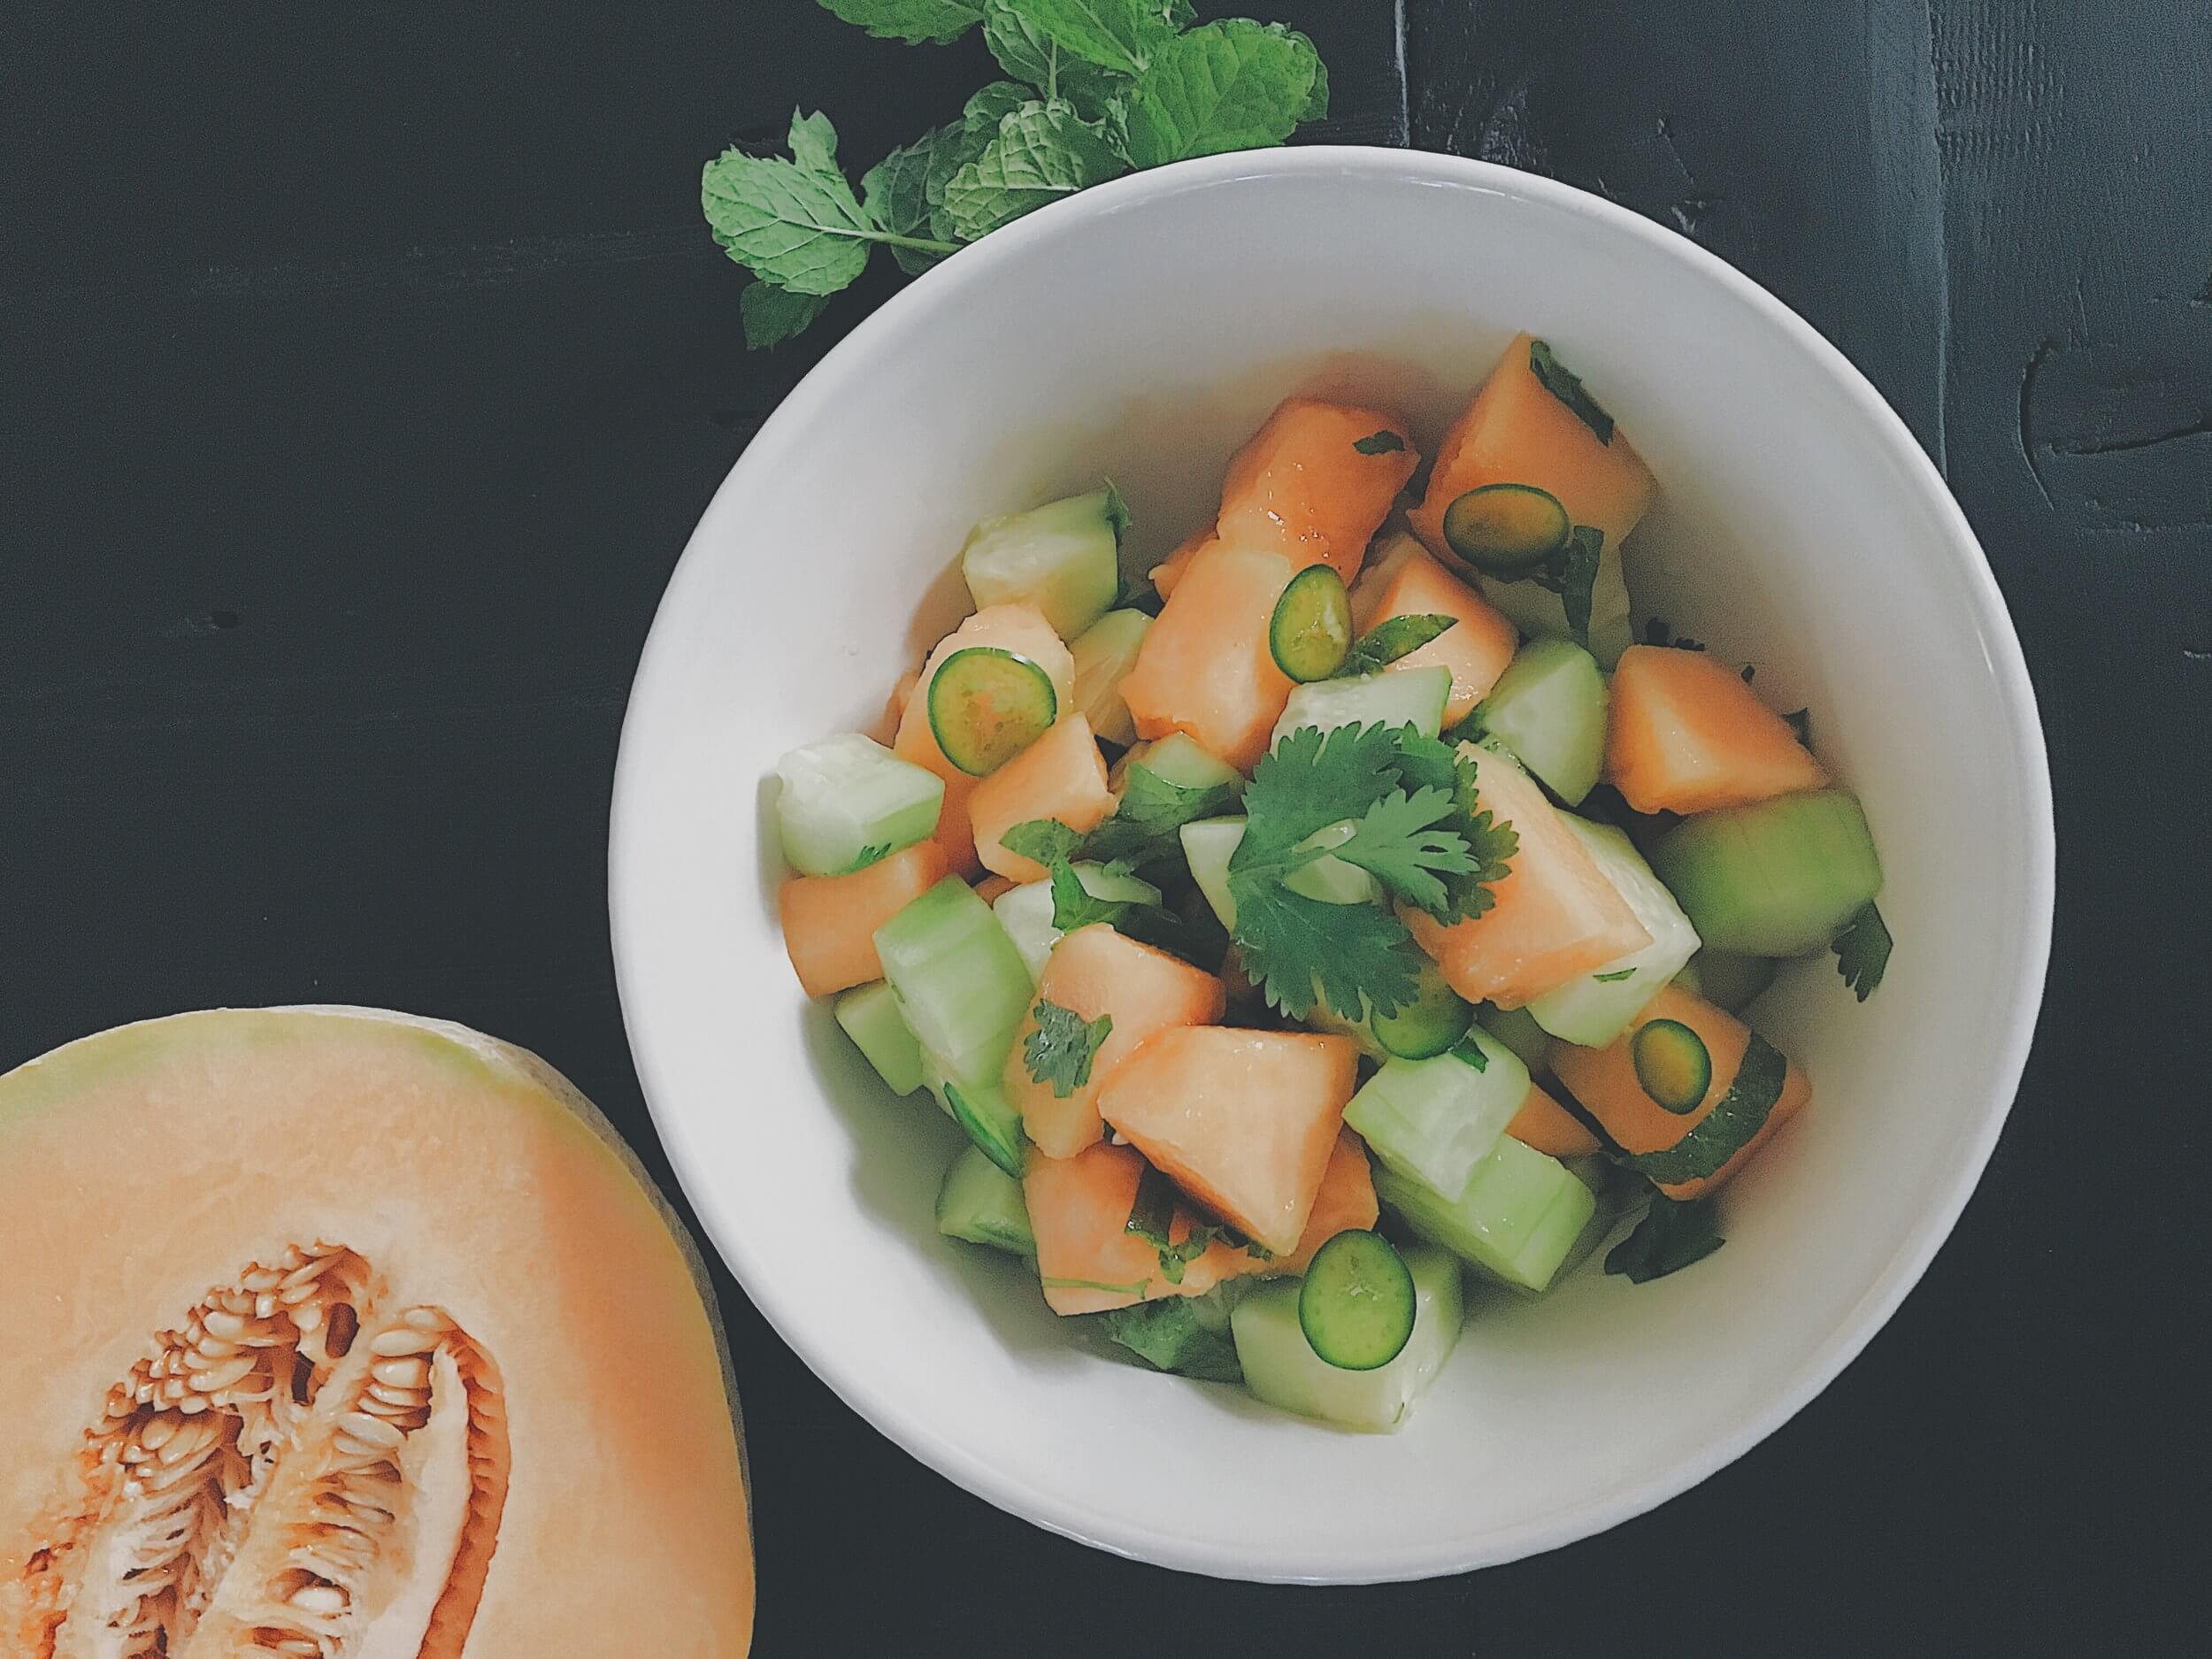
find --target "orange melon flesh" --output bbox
[1350,534,1520,725]
[1605,644,1830,814]
[969,714,1115,883]
[895,603,1076,875]
[1148,526,1217,600]
[1549,984,1811,1199]
[1002,925,1228,1159]
[1118,542,1298,772]
[1197,1129,1381,1287]
[779,840,951,997]
[1409,332,1656,570]
[1405,749,1651,1007]
[1097,1027,1359,1256]
[1215,397,1420,585]
[1025,1141,1235,1315]
[1504,1079,1601,1160]
[0,1008,753,1658]
[972,872,1018,904]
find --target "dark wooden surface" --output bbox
[4,3,2204,1652]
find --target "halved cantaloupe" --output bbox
[895,603,1076,875]
[1605,644,1829,815]
[1548,983,1810,1199]
[779,840,951,997]
[1097,1027,1359,1256]
[1404,749,1650,1007]
[1215,397,1420,585]
[1349,534,1519,725]
[1504,1079,1601,1160]
[968,714,1115,883]
[0,1008,753,1657]
[1118,543,1298,772]
[1025,1141,1239,1315]
[1002,924,1227,1159]
[1148,526,1217,600]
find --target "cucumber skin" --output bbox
[960,488,1123,641]
[875,878,1033,1087]
[1650,788,1883,955]
[1373,1137,1597,1294]
[934,1143,1036,1256]
[1231,1243,1464,1432]
[1137,733,1243,795]
[1473,638,1609,807]
[1344,1028,1529,1202]
[774,733,946,877]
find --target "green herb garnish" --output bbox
[1643,617,1706,652]
[1832,902,1892,1001]
[1353,429,1407,455]
[1785,707,1812,747]
[1529,524,1602,648]
[1125,1164,1221,1284]
[1338,613,1455,678]
[1527,337,1616,445]
[1605,1191,1725,1283]
[1594,967,1638,982]
[1022,999,1113,1097]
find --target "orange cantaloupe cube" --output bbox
[1119,542,1298,772]
[1002,925,1228,1159]
[969,714,1116,882]
[1025,1141,1233,1315]
[1148,526,1217,599]
[1605,644,1829,815]
[1215,397,1420,586]
[1350,533,1520,725]
[1097,1027,1360,1256]
[1503,1079,1600,1160]
[778,841,950,997]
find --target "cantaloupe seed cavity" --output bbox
[19,1242,509,1659]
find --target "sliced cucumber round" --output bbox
[1632,1018,1712,1114]
[926,646,1059,776]
[1370,963,1474,1059]
[1268,564,1353,682]
[1298,1230,1417,1371]
[1441,482,1571,578]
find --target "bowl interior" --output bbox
[611,151,2050,1581]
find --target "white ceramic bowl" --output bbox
[611,148,2053,1581]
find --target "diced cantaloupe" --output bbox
[1403,747,1651,1007]
[778,841,952,997]
[894,604,1076,875]
[1097,1027,1359,1256]
[1605,644,1829,815]
[1409,332,1655,572]
[1214,397,1420,586]
[1350,533,1520,725]
[1119,542,1298,772]
[1271,1129,1381,1274]
[1548,983,1810,1200]
[968,714,1115,882]
[1503,1080,1600,1160]
[1025,1141,1235,1315]
[972,873,1018,904]
[871,667,922,745]
[1001,924,1228,1158]
[1148,526,1218,599]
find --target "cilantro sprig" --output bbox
[1022,998,1113,1096]
[706,1,1330,348]
[1605,1191,1725,1283]
[1226,724,1517,1021]
[1831,901,1892,1001]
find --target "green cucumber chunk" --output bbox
[874,877,1033,1088]
[926,648,1059,777]
[934,1142,1035,1255]
[1231,1242,1464,1432]
[991,863,1163,981]
[1280,819,1381,906]
[960,487,1124,640]
[1270,664,1453,751]
[1134,732,1244,796]
[1343,1027,1529,1201]
[1299,1231,1417,1371]
[1477,544,1634,668]
[773,733,945,877]
[1094,1287,1244,1382]
[1373,1136,1598,1294]
[833,981,924,1096]
[941,1078,1027,1178]
[1633,1019,1713,1113]
[1069,608,1153,748]
[1475,1002,1554,1071]
[1526,816,1701,1048]
[1179,816,1247,931]
[1368,962,1474,1058]
[1650,788,1883,955]
[1686,949,1780,1013]
[1441,482,1571,578]
[1268,564,1354,682]
[1471,638,1609,806]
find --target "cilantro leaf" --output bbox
[832,841,894,875]
[1331,785,1479,915]
[1048,856,1128,930]
[1353,429,1406,455]
[1606,1191,1725,1283]
[817,0,985,45]
[1528,337,1616,445]
[1023,999,1114,1096]
[1123,20,1323,167]
[1340,612,1455,677]
[740,281,831,349]
[1079,761,1240,866]
[1233,879,1428,1021]
[1016,0,1186,75]
[1125,1164,1222,1285]
[862,120,964,275]
[1389,736,1518,923]
[1832,902,1892,1001]
[1530,526,1602,648]
[943,99,1127,239]
[1237,722,1410,861]
[1094,1296,1242,1382]
[1002,817,1086,867]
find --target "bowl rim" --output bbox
[609,144,2056,1582]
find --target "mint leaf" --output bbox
[1531,525,1602,647]
[1606,1192,1725,1284]
[1016,0,1185,75]
[1122,20,1322,168]
[1339,612,1455,677]
[863,120,964,274]
[1353,429,1405,455]
[923,82,1033,242]
[740,281,831,349]
[1002,817,1086,867]
[702,138,880,296]
[1094,1296,1242,1382]
[1079,760,1240,866]
[1832,902,1892,1001]
[1023,998,1114,1097]
[943,99,1126,240]
[983,0,1133,115]
[787,108,842,175]
[818,0,985,45]
[1295,31,1329,119]
[1528,337,1617,445]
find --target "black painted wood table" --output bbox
[4,4,2203,1652]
